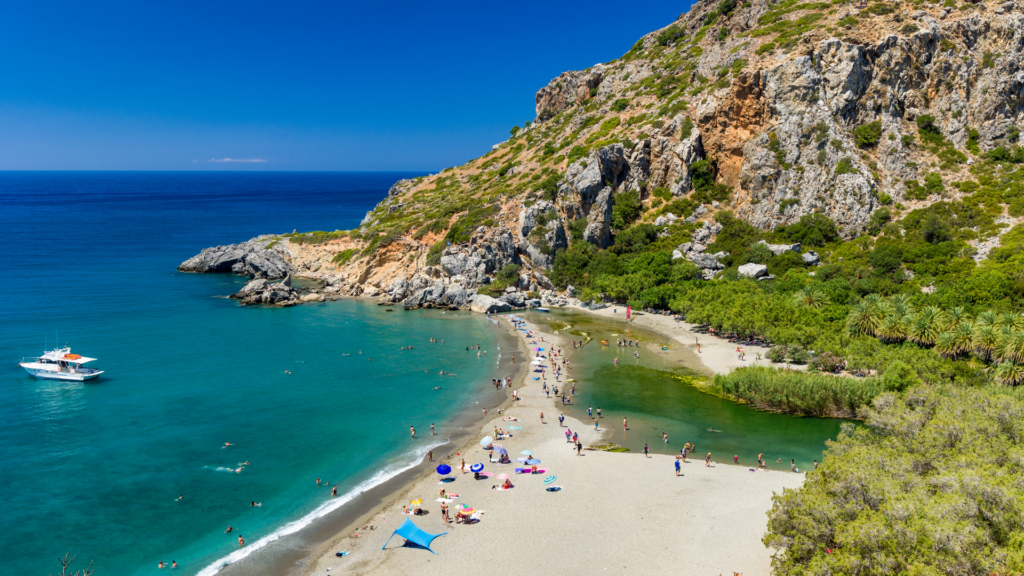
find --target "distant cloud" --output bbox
[208,158,267,163]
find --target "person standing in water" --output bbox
[623,417,628,431]
[410,426,416,439]
[238,535,244,547]
[644,443,650,458]
[430,423,435,436]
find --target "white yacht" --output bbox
[20,347,104,381]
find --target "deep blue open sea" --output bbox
[0,172,511,576]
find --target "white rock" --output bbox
[738,263,770,278]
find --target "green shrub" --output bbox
[835,157,854,175]
[864,2,894,15]
[853,120,882,148]
[611,189,643,230]
[680,116,695,139]
[331,248,357,265]
[901,23,919,34]
[756,42,776,55]
[611,98,630,112]
[877,192,893,205]
[567,145,589,164]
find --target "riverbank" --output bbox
[295,313,807,576]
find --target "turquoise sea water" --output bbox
[0,173,511,576]
[525,310,844,471]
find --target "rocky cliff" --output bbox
[181,0,1024,308]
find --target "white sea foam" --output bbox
[195,438,450,576]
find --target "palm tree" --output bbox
[794,285,828,309]
[995,329,1024,365]
[952,321,974,356]
[975,310,997,328]
[994,361,1024,386]
[847,301,880,336]
[909,306,942,347]
[877,314,909,343]
[973,324,999,361]
[945,307,970,331]
[934,331,958,358]
[996,312,1018,330]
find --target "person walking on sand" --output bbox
[540,412,545,424]
[576,441,583,456]
[410,426,416,439]
[675,459,681,476]
[460,459,466,474]
[705,453,712,467]
[428,450,433,462]
[644,443,650,458]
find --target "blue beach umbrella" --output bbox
[480,436,493,447]
[470,463,484,473]
[496,447,508,455]
[543,475,557,485]
[526,458,541,465]
[436,464,451,475]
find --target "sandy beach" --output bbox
[297,312,805,576]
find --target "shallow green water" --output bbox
[531,310,844,472]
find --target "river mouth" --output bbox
[522,309,844,472]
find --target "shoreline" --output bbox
[292,310,806,576]
[211,312,527,576]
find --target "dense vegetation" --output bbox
[765,385,1024,575]
[712,367,884,417]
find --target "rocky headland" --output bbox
[180,0,1024,309]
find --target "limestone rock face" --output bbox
[535,68,605,119]
[178,236,295,279]
[470,294,512,314]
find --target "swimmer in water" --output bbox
[251,501,261,507]
[239,535,245,547]
[316,477,321,486]
[177,495,184,501]
[332,485,337,496]
[223,442,233,448]
[225,526,233,533]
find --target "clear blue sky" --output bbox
[0,0,690,171]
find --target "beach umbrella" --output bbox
[520,450,533,455]
[480,436,493,447]
[470,463,484,473]
[530,360,543,365]
[526,458,541,465]
[496,447,508,455]
[410,499,423,506]
[496,473,509,480]
[436,464,451,475]
[454,503,470,510]
[458,507,476,516]
[516,457,528,463]
[543,476,557,485]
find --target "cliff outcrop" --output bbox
[181,0,1024,308]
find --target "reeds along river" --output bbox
[0,171,512,576]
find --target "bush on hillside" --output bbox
[765,386,1024,574]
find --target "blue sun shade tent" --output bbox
[382,517,447,554]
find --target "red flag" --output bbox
[626,305,631,320]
